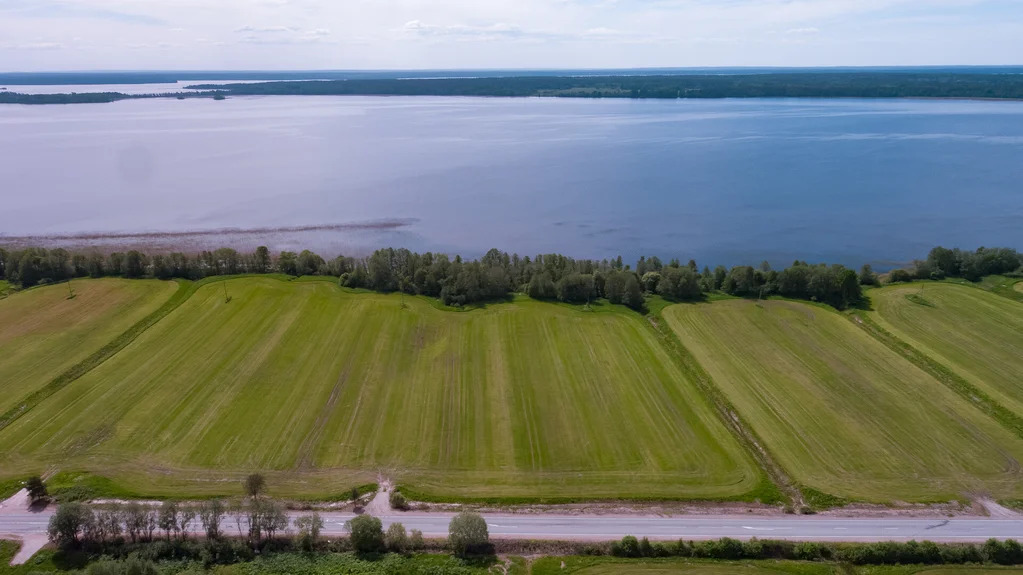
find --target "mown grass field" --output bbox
[663,299,1023,503]
[532,557,834,574]
[0,277,761,500]
[869,283,1023,417]
[0,278,177,414]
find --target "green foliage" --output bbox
[26,475,47,502]
[345,514,385,554]
[47,502,94,547]
[800,487,849,510]
[385,522,409,553]
[448,512,490,557]
[244,473,266,498]
[905,293,936,307]
[389,490,408,510]
[294,512,324,551]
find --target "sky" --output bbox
[1,0,1022,71]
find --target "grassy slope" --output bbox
[947,275,1023,303]
[663,299,1023,503]
[0,277,760,500]
[0,279,177,414]
[868,283,1023,416]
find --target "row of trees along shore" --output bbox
[1,245,1020,311]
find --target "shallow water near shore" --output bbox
[1,95,1021,267]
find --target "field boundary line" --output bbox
[0,275,243,434]
[850,310,1023,441]
[646,304,797,507]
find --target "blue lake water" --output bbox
[1,95,1021,268]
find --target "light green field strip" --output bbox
[663,299,1023,503]
[0,279,177,414]
[869,283,1023,417]
[0,277,760,500]
[1016,282,1023,293]
[535,557,836,575]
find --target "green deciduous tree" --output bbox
[47,502,94,547]
[448,511,490,557]
[345,514,385,554]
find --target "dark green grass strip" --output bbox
[644,298,790,507]
[850,311,1023,441]
[0,275,273,434]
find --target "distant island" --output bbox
[6,70,1023,104]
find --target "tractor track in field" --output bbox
[645,312,803,508]
[0,276,244,435]
[848,311,1023,442]
[297,364,352,470]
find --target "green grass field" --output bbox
[0,278,177,414]
[0,277,761,500]
[663,299,1023,503]
[532,557,833,575]
[869,283,1023,417]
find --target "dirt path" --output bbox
[363,478,392,516]
[977,498,1021,518]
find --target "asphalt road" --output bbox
[4,510,1023,542]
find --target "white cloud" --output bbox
[5,41,64,50]
[785,27,821,35]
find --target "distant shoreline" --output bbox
[6,71,1023,104]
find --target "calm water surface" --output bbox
[1,95,1021,267]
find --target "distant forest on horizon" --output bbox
[5,70,1023,104]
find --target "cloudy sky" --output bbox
[1,0,1021,71]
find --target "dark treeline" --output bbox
[889,246,1023,283]
[606,534,1023,567]
[0,91,223,105]
[8,72,1023,105]
[191,72,1023,100]
[2,245,1020,311]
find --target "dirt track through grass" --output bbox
[0,277,761,500]
[0,279,177,414]
[663,299,1023,503]
[869,283,1023,417]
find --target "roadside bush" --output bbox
[409,529,425,551]
[389,490,408,510]
[385,522,409,553]
[448,512,491,557]
[611,535,640,558]
[888,269,914,283]
[294,512,324,551]
[345,514,385,554]
[86,555,158,575]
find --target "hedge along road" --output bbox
[662,298,1023,504]
[0,278,178,414]
[0,277,764,501]
[868,282,1023,417]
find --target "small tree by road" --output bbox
[448,511,490,557]
[345,514,384,554]
[25,476,47,504]
[47,502,93,548]
[244,474,266,498]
